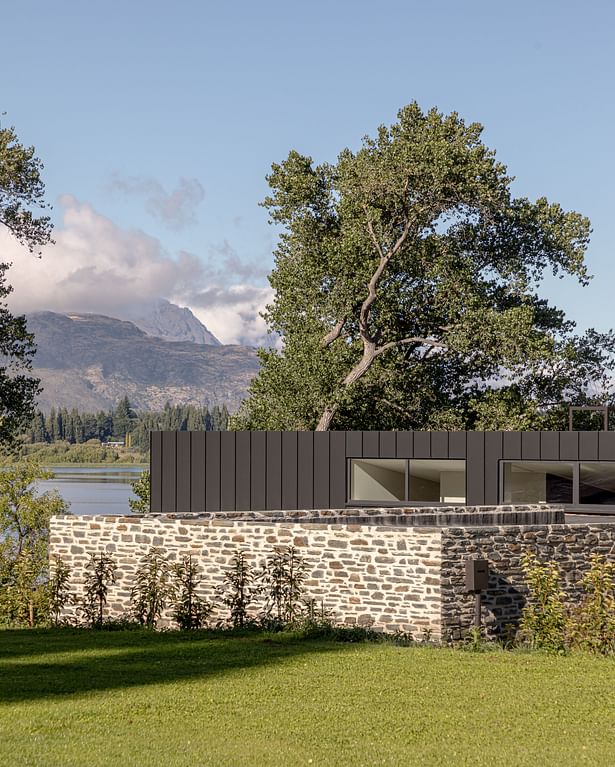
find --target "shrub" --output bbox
[567,554,615,654]
[260,546,308,627]
[80,552,117,628]
[221,551,259,628]
[172,555,212,630]
[129,470,150,515]
[49,555,72,625]
[519,552,566,652]
[131,547,174,629]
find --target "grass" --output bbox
[1,629,615,766]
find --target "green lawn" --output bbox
[1,629,614,766]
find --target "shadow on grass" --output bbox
[0,628,351,704]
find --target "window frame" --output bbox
[499,460,615,506]
[346,458,467,506]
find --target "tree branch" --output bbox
[321,317,346,348]
[373,336,446,360]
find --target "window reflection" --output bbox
[502,462,573,504]
[580,463,615,505]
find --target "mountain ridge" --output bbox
[26,310,258,412]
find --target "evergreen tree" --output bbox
[113,396,135,440]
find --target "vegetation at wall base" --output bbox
[2,628,615,767]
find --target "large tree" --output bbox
[0,119,53,447]
[237,103,615,431]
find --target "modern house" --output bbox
[150,430,615,514]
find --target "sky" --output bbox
[1,0,614,345]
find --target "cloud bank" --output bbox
[1,195,273,346]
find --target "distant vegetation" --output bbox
[14,398,230,464]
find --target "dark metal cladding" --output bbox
[540,431,559,461]
[313,431,330,508]
[521,431,540,460]
[205,431,221,512]
[379,431,396,457]
[190,431,206,513]
[362,430,378,456]
[220,431,236,511]
[176,431,191,512]
[466,431,485,505]
[297,431,315,509]
[150,431,162,513]
[250,431,266,511]
[152,430,615,514]
[161,431,177,513]
[329,431,346,508]
[235,431,251,511]
[282,431,298,510]
[265,431,282,510]
[560,431,579,461]
[579,431,599,461]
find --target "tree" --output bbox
[113,396,135,440]
[0,119,54,448]
[129,470,150,514]
[236,103,615,432]
[0,460,69,626]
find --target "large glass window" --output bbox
[408,460,466,503]
[349,459,466,503]
[580,463,615,505]
[350,459,406,502]
[502,462,573,504]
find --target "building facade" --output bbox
[150,430,615,514]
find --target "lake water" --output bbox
[39,466,146,516]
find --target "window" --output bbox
[580,463,615,505]
[502,462,573,504]
[348,459,466,504]
[350,459,406,502]
[408,460,466,503]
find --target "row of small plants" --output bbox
[517,551,615,655]
[49,545,337,632]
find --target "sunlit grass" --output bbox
[1,629,614,766]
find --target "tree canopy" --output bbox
[236,103,615,431]
[0,119,53,448]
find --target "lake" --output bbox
[39,465,146,516]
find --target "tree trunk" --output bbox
[316,405,338,431]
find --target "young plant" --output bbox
[172,554,212,630]
[222,550,258,628]
[567,554,615,654]
[261,546,308,627]
[131,547,174,629]
[81,552,117,628]
[519,552,566,652]
[129,470,150,515]
[49,555,72,625]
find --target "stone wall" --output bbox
[49,509,615,641]
[49,514,443,636]
[441,523,615,640]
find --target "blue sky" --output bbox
[2,0,614,344]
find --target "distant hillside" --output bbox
[119,298,221,345]
[26,311,258,412]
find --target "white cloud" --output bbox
[109,174,205,230]
[1,195,273,346]
[184,285,275,347]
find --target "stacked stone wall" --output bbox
[440,523,615,639]
[50,509,615,641]
[49,515,443,636]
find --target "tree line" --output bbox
[23,397,230,452]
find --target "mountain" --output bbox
[26,311,258,412]
[119,299,221,345]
